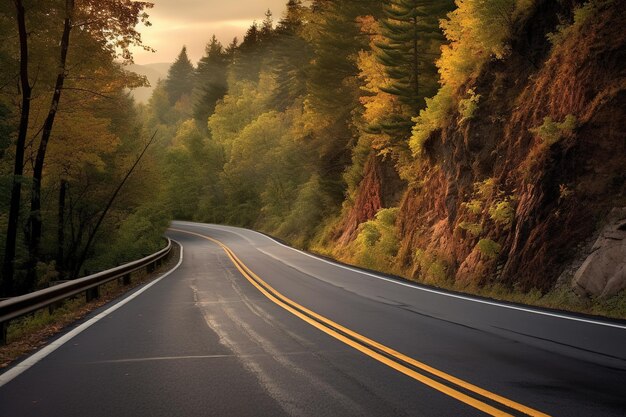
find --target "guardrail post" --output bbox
[1,321,7,346]
[122,273,131,286]
[86,286,100,302]
[147,262,155,273]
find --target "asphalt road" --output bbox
[1,221,625,416]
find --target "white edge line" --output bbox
[174,221,626,331]
[0,240,185,388]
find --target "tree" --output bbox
[260,9,274,40]
[165,46,195,105]
[192,35,228,125]
[374,0,453,134]
[269,0,311,110]
[225,37,239,58]
[304,0,382,186]
[230,22,263,81]
[25,0,152,290]
[26,0,76,287]
[2,0,154,294]
[2,0,32,295]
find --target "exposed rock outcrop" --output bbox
[573,208,626,297]
[336,154,403,246]
[336,0,626,294]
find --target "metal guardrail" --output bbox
[0,238,173,345]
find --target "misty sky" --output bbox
[132,0,288,65]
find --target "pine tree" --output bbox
[192,35,228,124]
[230,22,263,81]
[270,0,310,110]
[276,0,305,35]
[376,0,453,118]
[260,9,274,41]
[306,0,382,116]
[165,46,195,104]
[224,37,238,59]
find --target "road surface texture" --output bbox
[1,221,625,416]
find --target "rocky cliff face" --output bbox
[338,0,626,295]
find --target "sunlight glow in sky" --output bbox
[132,0,288,65]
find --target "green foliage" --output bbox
[439,0,520,88]
[376,0,453,114]
[458,221,483,236]
[458,88,481,123]
[463,199,483,215]
[193,35,229,125]
[164,120,224,221]
[165,46,195,105]
[410,85,454,156]
[530,115,577,146]
[343,136,373,202]
[411,0,530,159]
[352,208,400,270]
[489,200,514,230]
[476,238,501,259]
[547,0,611,46]
[462,178,516,231]
[277,174,336,246]
[87,202,170,272]
[269,1,311,111]
[476,178,497,199]
[413,248,450,283]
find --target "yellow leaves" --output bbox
[410,85,454,156]
[437,0,518,89]
[357,50,399,125]
[46,109,120,180]
[356,15,403,130]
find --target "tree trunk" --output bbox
[56,180,68,277]
[26,0,74,289]
[2,0,32,296]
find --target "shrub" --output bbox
[477,238,502,259]
[476,178,497,199]
[410,86,454,156]
[463,199,483,215]
[458,221,483,236]
[458,88,481,123]
[352,207,400,271]
[489,200,515,230]
[530,115,577,146]
[413,248,450,284]
[547,0,612,46]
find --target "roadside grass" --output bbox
[422,275,626,320]
[309,242,626,320]
[0,243,180,369]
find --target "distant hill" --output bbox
[125,62,171,103]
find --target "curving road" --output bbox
[1,221,625,416]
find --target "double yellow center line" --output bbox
[170,228,549,417]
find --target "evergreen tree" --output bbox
[375,0,453,134]
[241,21,260,49]
[230,22,263,81]
[192,35,228,125]
[260,9,274,41]
[276,0,305,35]
[165,46,195,104]
[224,37,238,58]
[270,0,310,110]
[306,0,383,117]
[305,0,382,172]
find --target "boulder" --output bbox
[573,208,626,297]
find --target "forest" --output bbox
[0,0,167,296]
[1,0,624,315]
